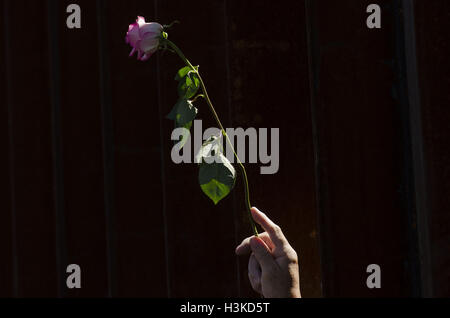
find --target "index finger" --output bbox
[251,207,287,249]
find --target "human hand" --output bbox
[235,207,301,298]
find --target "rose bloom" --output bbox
[126,16,163,61]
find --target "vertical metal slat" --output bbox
[47,0,68,298]
[223,0,242,297]
[3,0,19,298]
[154,0,172,298]
[304,0,327,297]
[97,0,118,297]
[401,0,433,297]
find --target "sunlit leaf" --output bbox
[198,154,236,205]
[175,66,192,81]
[195,132,223,164]
[177,72,200,99]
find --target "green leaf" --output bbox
[178,72,200,99]
[167,99,198,126]
[167,99,197,150]
[195,132,223,164]
[175,65,199,81]
[175,66,192,81]
[198,154,236,205]
[174,65,201,99]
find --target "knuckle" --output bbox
[290,254,299,265]
[271,224,282,236]
[286,248,298,264]
[240,238,250,248]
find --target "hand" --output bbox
[235,207,301,298]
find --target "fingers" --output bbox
[235,232,274,256]
[251,207,287,249]
[235,206,286,255]
[249,236,277,271]
[248,254,262,294]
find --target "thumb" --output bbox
[250,237,276,271]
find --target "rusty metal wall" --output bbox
[0,0,448,298]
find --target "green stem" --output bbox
[165,39,259,237]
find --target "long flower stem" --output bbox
[165,39,259,237]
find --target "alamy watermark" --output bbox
[171,120,279,175]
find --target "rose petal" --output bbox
[128,47,137,57]
[139,22,163,38]
[138,36,159,54]
[137,47,144,60]
[126,24,141,47]
[128,22,137,31]
[140,53,152,61]
[137,16,146,27]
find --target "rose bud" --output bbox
[125,16,163,61]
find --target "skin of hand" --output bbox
[235,207,301,298]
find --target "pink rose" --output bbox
[125,16,163,61]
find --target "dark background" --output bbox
[0,0,448,297]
